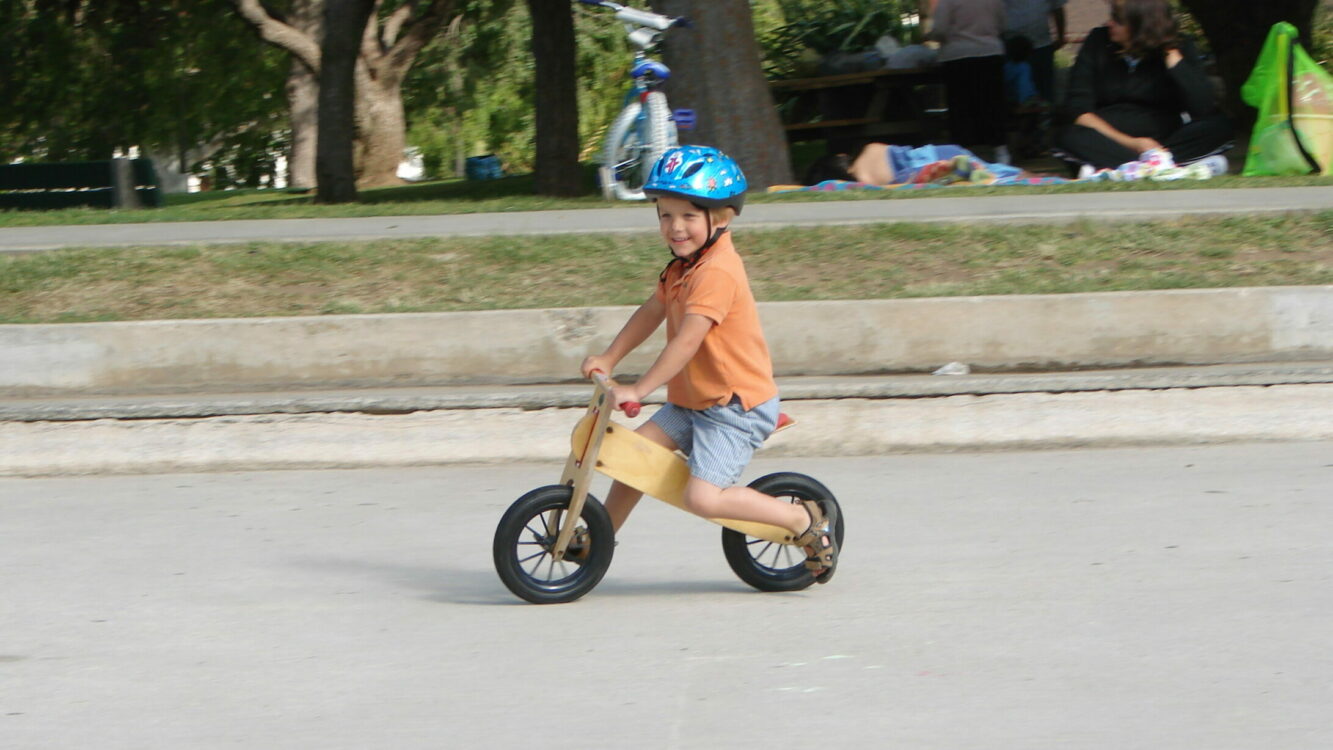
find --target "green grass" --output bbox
[0,169,1329,228]
[2,211,1329,324]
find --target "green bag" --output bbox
[1240,22,1333,176]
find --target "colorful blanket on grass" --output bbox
[770,149,1228,194]
[768,156,1074,194]
[769,174,1073,193]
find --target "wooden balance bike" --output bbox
[492,372,845,604]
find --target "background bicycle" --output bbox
[578,0,693,201]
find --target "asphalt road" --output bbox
[3,442,1330,749]
[1,186,1330,252]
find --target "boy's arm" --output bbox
[614,313,712,406]
[580,293,666,378]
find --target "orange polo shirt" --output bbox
[654,233,778,411]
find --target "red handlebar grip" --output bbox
[621,401,641,418]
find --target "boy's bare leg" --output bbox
[602,481,642,532]
[681,478,811,536]
[603,421,678,532]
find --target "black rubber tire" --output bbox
[721,472,846,592]
[493,485,615,604]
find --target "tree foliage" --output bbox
[402,0,631,179]
[0,0,286,173]
[759,0,919,77]
[1176,0,1322,121]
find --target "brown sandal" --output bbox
[793,500,839,583]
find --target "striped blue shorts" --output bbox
[649,395,780,488]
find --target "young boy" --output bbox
[579,145,838,582]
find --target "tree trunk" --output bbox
[318,0,375,203]
[650,0,793,189]
[353,0,457,188]
[526,0,583,197]
[1178,0,1320,124]
[284,0,322,189]
[233,0,456,191]
[286,60,320,189]
[352,62,411,188]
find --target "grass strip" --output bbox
[1,212,1329,324]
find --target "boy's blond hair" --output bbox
[709,206,737,227]
[653,197,737,228]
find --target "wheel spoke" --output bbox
[517,549,547,565]
[744,534,805,572]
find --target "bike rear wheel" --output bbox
[493,485,615,604]
[721,473,845,592]
[600,91,676,201]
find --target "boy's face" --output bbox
[656,196,715,258]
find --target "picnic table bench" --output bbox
[0,158,162,211]
[769,66,948,147]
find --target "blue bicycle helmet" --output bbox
[643,145,747,214]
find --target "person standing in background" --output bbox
[1004,0,1067,103]
[929,0,1011,164]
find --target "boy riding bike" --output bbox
[580,146,839,582]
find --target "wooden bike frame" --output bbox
[550,373,795,560]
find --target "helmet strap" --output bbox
[659,224,728,282]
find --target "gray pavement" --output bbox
[1,185,1330,252]
[3,444,1331,749]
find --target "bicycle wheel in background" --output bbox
[599,91,677,201]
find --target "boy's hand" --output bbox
[609,384,642,413]
[581,354,615,380]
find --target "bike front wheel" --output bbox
[493,485,615,604]
[599,91,676,201]
[721,473,846,592]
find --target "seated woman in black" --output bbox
[1055,0,1232,170]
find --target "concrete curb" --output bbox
[4,286,1331,397]
[4,383,1330,476]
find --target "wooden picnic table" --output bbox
[769,66,948,146]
